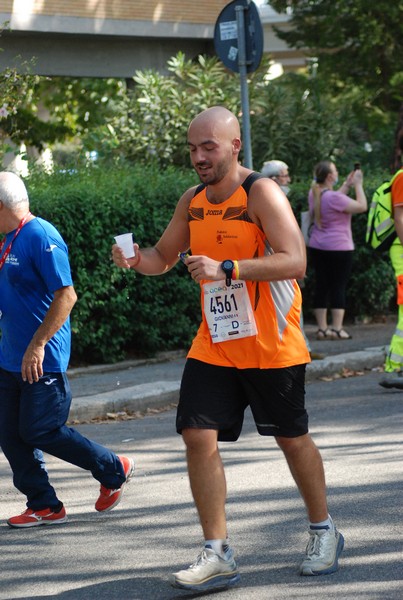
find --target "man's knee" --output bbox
[19,427,41,447]
[275,433,313,455]
[19,421,52,447]
[182,428,219,453]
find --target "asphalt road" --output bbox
[0,369,402,599]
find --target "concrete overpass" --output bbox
[0,1,305,78]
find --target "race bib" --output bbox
[203,280,258,343]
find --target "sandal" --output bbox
[316,328,334,340]
[330,328,352,339]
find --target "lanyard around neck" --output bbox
[0,212,32,271]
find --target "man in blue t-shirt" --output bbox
[0,171,134,528]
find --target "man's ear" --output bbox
[232,138,242,154]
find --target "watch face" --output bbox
[222,260,234,271]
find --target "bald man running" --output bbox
[112,106,344,592]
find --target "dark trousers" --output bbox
[309,248,353,309]
[0,368,125,510]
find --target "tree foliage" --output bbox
[37,77,126,156]
[270,0,403,112]
[2,8,400,175]
[250,68,368,176]
[1,42,395,177]
[103,53,241,166]
[102,51,389,176]
[0,24,40,155]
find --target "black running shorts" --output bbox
[176,358,308,441]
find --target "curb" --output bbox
[305,346,386,382]
[68,381,180,422]
[68,346,387,422]
[67,350,187,379]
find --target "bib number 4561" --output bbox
[203,280,257,343]
[209,293,238,314]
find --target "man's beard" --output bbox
[195,156,231,186]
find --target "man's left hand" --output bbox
[21,344,45,383]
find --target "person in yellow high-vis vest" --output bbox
[379,138,403,389]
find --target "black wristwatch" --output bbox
[221,259,234,287]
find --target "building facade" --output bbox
[0,1,305,77]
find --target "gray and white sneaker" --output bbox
[300,527,344,575]
[170,546,240,591]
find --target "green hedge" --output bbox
[23,164,396,365]
[27,164,200,364]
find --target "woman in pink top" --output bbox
[308,161,367,339]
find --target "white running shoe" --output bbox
[170,546,240,591]
[300,527,344,575]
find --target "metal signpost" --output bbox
[214,0,263,169]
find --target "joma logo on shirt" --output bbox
[206,209,223,216]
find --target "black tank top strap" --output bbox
[242,172,265,196]
[193,174,261,200]
[193,183,206,197]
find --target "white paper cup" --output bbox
[114,233,135,258]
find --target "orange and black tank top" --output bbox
[187,172,310,369]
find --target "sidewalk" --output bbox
[67,319,396,422]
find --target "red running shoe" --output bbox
[95,455,135,512]
[8,505,68,528]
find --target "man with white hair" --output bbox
[261,159,291,196]
[0,171,134,528]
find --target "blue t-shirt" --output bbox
[0,217,73,372]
